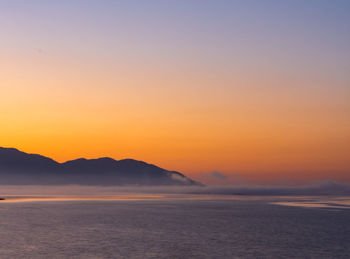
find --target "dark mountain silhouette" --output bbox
[0,147,201,186]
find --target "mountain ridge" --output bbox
[0,147,201,186]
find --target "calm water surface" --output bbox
[0,197,349,258]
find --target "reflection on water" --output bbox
[0,194,276,203]
[0,195,166,203]
[2,195,350,209]
[272,197,350,209]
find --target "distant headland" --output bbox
[0,147,201,186]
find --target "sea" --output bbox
[0,195,349,258]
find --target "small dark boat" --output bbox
[0,198,5,200]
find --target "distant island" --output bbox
[0,147,201,186]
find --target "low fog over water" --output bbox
[1,181,350,196]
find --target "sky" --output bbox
[1,0,349,185]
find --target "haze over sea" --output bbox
[1,185,350,259]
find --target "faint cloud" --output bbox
[209,171,228,180]
[197,171,241,185]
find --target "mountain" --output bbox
[0,147,201,186]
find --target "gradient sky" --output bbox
[1,0,349,185]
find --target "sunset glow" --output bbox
[1,1,349,184]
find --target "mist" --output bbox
[1,181,350,196]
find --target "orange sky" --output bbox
[1,1,349,185]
